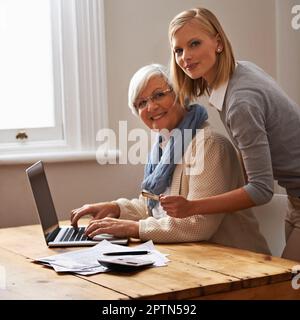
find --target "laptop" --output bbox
[26,160,128,247]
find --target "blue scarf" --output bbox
[141,104,208,213]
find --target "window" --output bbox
[0,0,108,160]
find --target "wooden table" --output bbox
[0,223,299,300]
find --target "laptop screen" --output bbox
[26,161,59,240]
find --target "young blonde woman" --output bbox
[70,63,269,254]
[161,7,300,260]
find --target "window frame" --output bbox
[0,0,108,159]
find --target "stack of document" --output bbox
[35,240,169,275]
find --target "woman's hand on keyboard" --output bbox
[70,202,120,228]
[84,217,139,239]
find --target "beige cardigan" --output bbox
[115,123,270,254]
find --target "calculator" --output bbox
[98,257,154,272]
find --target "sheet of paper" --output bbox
[35,240,169,275]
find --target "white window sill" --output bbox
[0,150,120,165]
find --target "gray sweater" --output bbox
[220,61,300,204]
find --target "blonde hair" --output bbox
[169,8,235,105]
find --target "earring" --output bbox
[217,48,222,53]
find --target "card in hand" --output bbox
[141,189,160,201]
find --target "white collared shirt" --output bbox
[208,81,229,112]
[208,63,238,111]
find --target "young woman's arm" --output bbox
[160,129,256,218]
[160,186,255,218]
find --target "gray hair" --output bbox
[128,64,173,116]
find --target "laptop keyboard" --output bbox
[61,227,90,242]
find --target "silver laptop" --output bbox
[26,160,128,247]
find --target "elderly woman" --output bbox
[70,64,270,254]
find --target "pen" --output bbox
[102,250,150,256]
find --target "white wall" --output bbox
[104,0,277,135]
[276,0,300,105]
[0,162,144,227]
[0,0,298,228]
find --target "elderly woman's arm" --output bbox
[114,195,149,221]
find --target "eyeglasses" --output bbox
[135,88,173,111]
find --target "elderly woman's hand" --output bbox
[70,202,120,228]
[160,195,195,218]
[84,217,139,239]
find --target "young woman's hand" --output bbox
[160,195,195,218]
[70,202,120,228]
